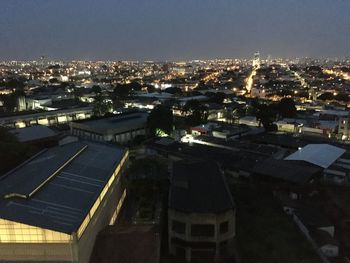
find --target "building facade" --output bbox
[168,161,235,262]
[0,141,128,263]
[70,111,148,144]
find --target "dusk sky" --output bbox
[1,0,350,61]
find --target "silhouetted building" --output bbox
[168,161,235,262]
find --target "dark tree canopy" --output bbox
[164,87,183,95]
[249,100,277,131]
[183,99,208,125]
[113,81,142,99]
[147,105,174,136]
[0,89,25,112]
[335,93,350,102]
[91,85,102,94]
[206,92,226,104]
[318,92,334,101]
[3,78,26,90]
[278,98,297,118]
[92,94,112,116]
[49,78,59,84]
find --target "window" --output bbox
[172,220,185,234]
[191,224,214,237]
[219,240,228,256]
[220,221,229,234]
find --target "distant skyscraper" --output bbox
[253,51,260,68]
[40,55,46,68]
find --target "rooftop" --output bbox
[9,125,58,142]
[71,111,148,135]
[252,159,322,184]
[0,141,126,234]
[285,144,346,168]
[169,161,234,214]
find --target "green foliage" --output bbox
[164,87,183,95]
[278,97,297,118]
[3,78,25,90]
[183,99,208,126]
[205,92,226,104]
[252,102,277,131]
[91,85,102,94]
[0,90,25,112]
[113,81,142,100]
[148,105,174,136]
[49,78,59,83]
[318,92,333,101]
[127,157,168,182]
[250,98,297,131]
[92,94,112,116]
[127,157,168,205]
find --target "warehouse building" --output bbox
[70,111,148,144]
[0,140,129,263]
[168,161,235,262]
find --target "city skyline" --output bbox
[1,0,350,61]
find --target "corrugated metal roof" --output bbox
[285,144,346,168]
[0,141,125,234]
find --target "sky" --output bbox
[1,0,350,61]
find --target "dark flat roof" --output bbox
[0,141,125,234]
[169,161,234,214]
[10,125,58,142]
[71,112,148,135]
[252,159,322,184]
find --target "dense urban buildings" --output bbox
[1,55,350,263]
[2,0,350,262]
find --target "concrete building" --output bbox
[168,161,235,262]
[70,111,148,144]
[285,144,350,184]
[0,140,129,263]
[9,125,60,147]
[0,106,93,128]
[338,117,350,140]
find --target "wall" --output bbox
[168,209,235,262]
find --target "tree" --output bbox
[113,84,132,99]
[4,78,25,90]
[91,85,102,94]
[335,93,350,102]
[278,98,297,118]
[49,78,59,84]
[127,81,142,91]
[1,89,25,112]
[92,94,112,116]
[145,84,156,93]
[183,100,208,125]
[318,92,333,101]
[250,100,277,131]
[164,87,182,95]
[256,104,277,131]
[206,92,226,104]
[148,105,174,136]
